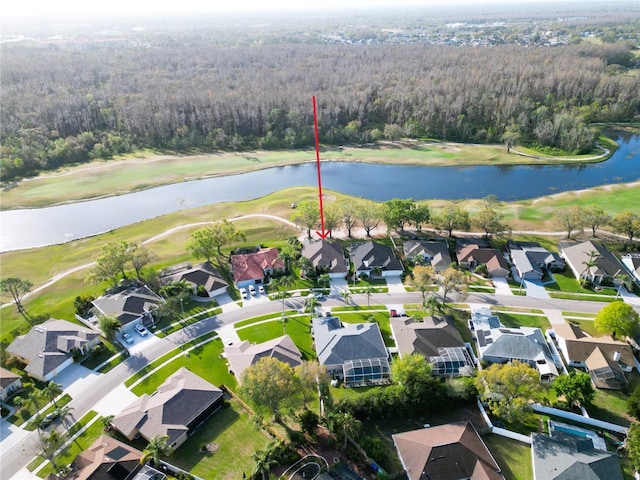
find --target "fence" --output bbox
[531,404,628,435]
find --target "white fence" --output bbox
[532,404,628,435]
[476,397,532,444]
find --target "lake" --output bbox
[1,134,638,252]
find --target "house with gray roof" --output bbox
[559,241,625,285]
[6,319,101,381]
[301,240,349,278]
[393,421,504,480]
[0,367,22,402]
[622,253,640,284]
[532,432,623,480]
[111,367,224,450]
[456,244,509,277]
[402,240,452,272]
[510,246,565,281]
[160,261,228,298]
[472,312,559,381]
[312,316,390,386]
[390,316,474,376]
[350,241,403,278]
[226,335,303,381]
[92,285,162,333]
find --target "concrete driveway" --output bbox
[385,275,406,293]
[492,277,513,296]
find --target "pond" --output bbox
[1,133,638,252]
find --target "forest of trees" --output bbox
[1,32,638,180]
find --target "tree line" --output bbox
[1,37,638,181]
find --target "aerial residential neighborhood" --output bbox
[1,2,640,480]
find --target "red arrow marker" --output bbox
[313,96,329,239]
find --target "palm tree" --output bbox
[274,274,294,315]
[37,429,65,473]
[41,381,62,408]
[318,273,331,291]
[340,289,352,305]
[251,441,279,480]
[57,404,74,426]
[363,285,375,307]
[140,435,172,467]
[277,249,294,274]
[580,250,599,287]
[296,256,314,278]
[423,295,441,316]
[305,296,319,318]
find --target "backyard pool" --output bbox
[549,421,607,451]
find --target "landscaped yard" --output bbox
[497,313,552,331]
[131,337,236,396]
[171,398,273,480]
[547,270,617,296]
[482,434,532,480]
[236,315,315,360]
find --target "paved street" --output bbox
[1,288,636,478]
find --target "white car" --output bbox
[249,284,257,296]
[134,324,148,336]
[258,285,265,294]
[122,332,134,344]
[239,287,248,299]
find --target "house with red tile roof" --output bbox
[230,247,284,288]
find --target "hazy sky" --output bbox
[3,0,596,18]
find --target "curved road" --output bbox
[0,288,623,479]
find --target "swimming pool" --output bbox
[549,421,607,451]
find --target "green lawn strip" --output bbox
[124,331,217,387]
[492,306,544,315]
[81,340,122,370]
[567,318,599,336]
[332,305,386,312]
[131,337,236,396]
[36,413,103,478]
[469,286,496,293]
[237,316,315,360]
[482,434,533,480]
[235,311,297,328]
[548,292,615,303]
[170,398,272,479]
[497,313,552,331]
[155,308,223,338]
[338,312,395,347]
[561,311,596,318]
[97,351,128,373]
[547,271,617,296]
[24,394,73,431]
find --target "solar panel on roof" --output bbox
[477,330,486,347]
[107,445,130,461]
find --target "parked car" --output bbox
[258,285,265,294]
[239,287,248,299]
[249,284,257,296]
[122,332,134,344]
[390,309,398,317]
[41,410,60,427]
[134,324,148,336]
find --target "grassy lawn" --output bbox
[586,372,640,428]
[498,313,552,331]
[81,340,122,370]
[332,305,387,312]
[568,318,599,336]
[482,434,532,480]
[125,331,217,387]
[549,292,616,303]
[36,413,103,478]
[132,338,236,396]
[547,270,617,296]
[235,311,295,328]
[164,398,272,480]
[237,315,315,360]
[338,311,395,347]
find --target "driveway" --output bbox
[330,277,348,297]
[55,364,101,397]
[385,275,406,293]
[492,277,513,296]
[523,280,550,299]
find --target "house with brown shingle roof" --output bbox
[225,335,303,381]
[403,240,452,272]
[64,434,151,480]
[392,421,504,480]
[390,316,474,376]
[6,319,101,382]
[456,244,509,277]
[0,367,22,402]
[160,261,228,298]
[230,247,284,288]
[91,285,162,332]
[111,368,224,450]
[554,323,638,390]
